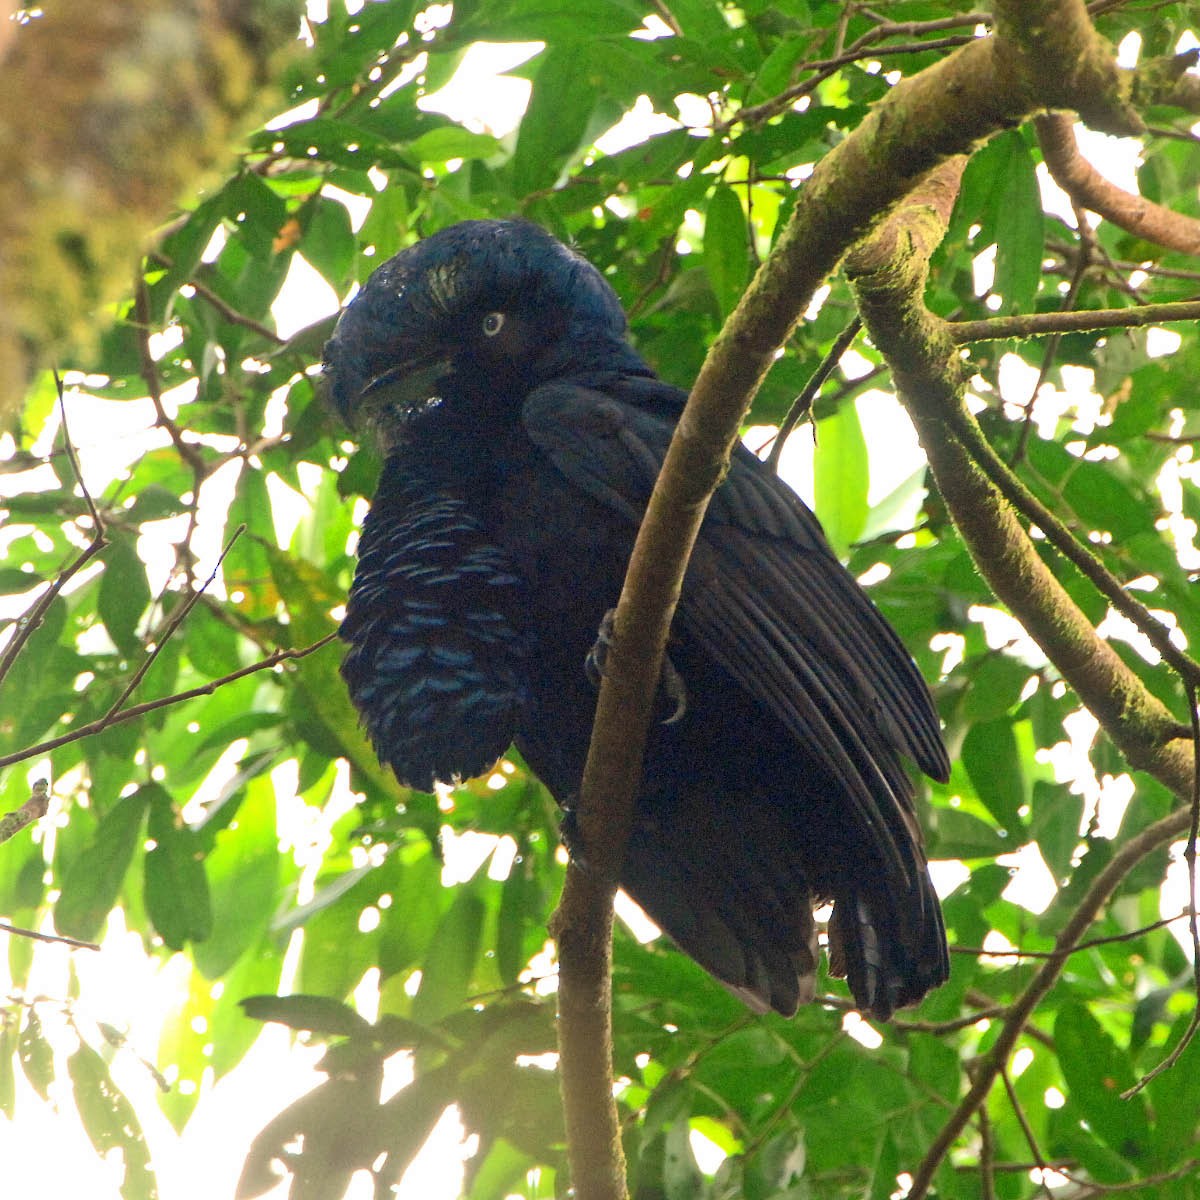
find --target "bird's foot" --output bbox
[584,608,688,725]
[583,609,616,691]
[558,806,590,871]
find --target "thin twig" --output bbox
[731,12,988,128]
[0,634,338,772]
[1120,683,1200,1098]
[766,317,862,471]
[951,298,1200,343]
[133,278,207,478]
[951,912,1198,960]
[0,380,109,687]
[978,1103,997,1200]
[99,525,245,724]
[908,804,1196,1199]
[0,920,99,951]
[999,1066,1055,1200]
[1060,1159,1200,1196]
[148,252,286,346]
[817,992,1009,1035]
[1009,200,1093,468]
[944,404,1200,693]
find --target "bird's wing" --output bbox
[523,380,946,884]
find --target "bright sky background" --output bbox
[1,13,1198,1200]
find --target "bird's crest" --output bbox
[425,260,463,314]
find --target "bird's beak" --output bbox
[358,355,453,411]
[325,348,452,430]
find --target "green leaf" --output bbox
[813,400,869,557]
[191,777,283,978]
[1054,1001,1150,1163]
[412,885,487,1025]
[992,131,1043,312]
[930,806,1006,859]
[97,533,151,658]
[68,1042,158,1200]
[302,195,356,292]
[961,718,1026,835]
[1029,781,1084,881]
[240,993,371,1037]
[512,47,597,195]
[54,793,147,943]
[144,787,213,950]
[408,127,503,164]
[17,1009,54,1101]
[704,184,749,317]
[467,1138,534,1200]
[209,943,285,1080]
[962,654,1033,722]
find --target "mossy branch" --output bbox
[552,4,1148,1197]
[844,152,1198,1200]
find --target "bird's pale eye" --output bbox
[481,312,505,337]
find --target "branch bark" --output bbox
[1037,112,1200,253]
[845,167,1194,800]
[843,155,1197,1200]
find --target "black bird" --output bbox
[324,219,950,1019]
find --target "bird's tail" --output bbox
[826,866,948,1021]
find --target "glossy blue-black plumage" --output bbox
[325,219,950,1019]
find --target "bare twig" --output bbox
[944,403,1200,694]
[978,1103,997,1200]
[731,12,988,128]
[99,525,245,724]
[0,919,99,951]
[766,317,862,471]
[908,806,1195,1199]
[1120,683,1200,1098]
[0,379,109,687]
[1059,1159,1200,1196]
[167,263,286,347]
[951,911,1199,959]
[1038,113,1200,254]
[133,278,207,478]
[1000,1066,1055,1200]
[951,298,1200,344]
[1009,200,1093,468]
[0,634,338,772]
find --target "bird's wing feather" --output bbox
[524,380,946,887]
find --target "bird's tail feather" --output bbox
[826,870,948,1020]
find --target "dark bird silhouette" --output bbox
[324,219,950,1019]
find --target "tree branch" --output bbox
[950,298,1200,344]
[842,152,1197,1200]
[1036,112,1200,253]
[847,167,1194,799]
[552,6,1154,1198]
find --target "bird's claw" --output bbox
[659,654,688,726]
[584,609,616,690]
[559,806,590,871]
[584,608,688,726]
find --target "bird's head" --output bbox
[323,219,644,440]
